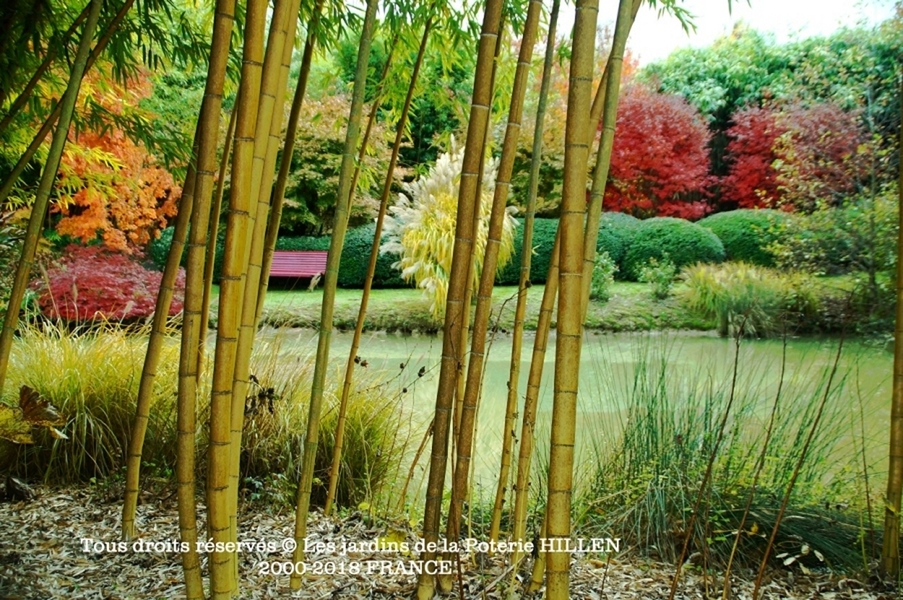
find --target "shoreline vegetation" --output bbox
[227,277,857,337]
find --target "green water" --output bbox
[263,328,892,491]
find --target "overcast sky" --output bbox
[557,0,897,65]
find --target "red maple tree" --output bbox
[604,84,712,219]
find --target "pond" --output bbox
[261,328,893,498]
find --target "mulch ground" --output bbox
[0,486,896,599]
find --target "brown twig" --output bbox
[721,327,788,598]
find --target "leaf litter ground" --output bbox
[0,487,895,599]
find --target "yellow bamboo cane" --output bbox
[416,2,504,598]
[325,17,434,515]
[291,0,380,589]
[544,2,598,598]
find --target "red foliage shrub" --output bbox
[721,102,866,211]
[720,107,786,209]
[772,102,866,210]
[31,245,185,322]
[605,84,712,219]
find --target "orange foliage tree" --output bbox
[51,72,181,252]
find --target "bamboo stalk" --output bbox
[489,0,560,546]
[452,17,506,471]
[581,0,639,313]
[256,0,325,321]
[0,0,102,398]
[544,1,599,597]
[509,228,559,571]
[198,103,237,371]
[205,0,267,594]
[445,0,543,564]
[122,154,197,542]
[325,17,434,515]
[226,0,301,579]
[291,0,380,590]
[343,30,400,211]
[416,2,504,598]
[169,0,239,594]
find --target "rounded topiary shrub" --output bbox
[697,209,787,267]
[621,217,725,281]
[495,217,558,286]
[597,212,639,276]
[525,218,559,285]
[496,213,640,285]
[335,223,407,288]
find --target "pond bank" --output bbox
[244,282,717,334]
[230,278,856,336]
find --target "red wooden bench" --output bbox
[268,250,328,279]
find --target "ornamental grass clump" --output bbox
[1,321,180,482]
[578,336,865,570]
[0,325,407,510]
[382,140,518,320]
[680,262,820,337]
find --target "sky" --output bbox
[557,0,898,65]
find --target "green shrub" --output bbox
[621,217,725,281]
[274,235,330,252]
[496,213,638,286]
[523,218,559,285]
[697,209,788,267]
[495,218,558,286]
[147,226,226,279]
[590,252,618,302]
[597,211,640,268]
[680,262,821,337]
[766,192,897,287]
[638,256,677,299]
